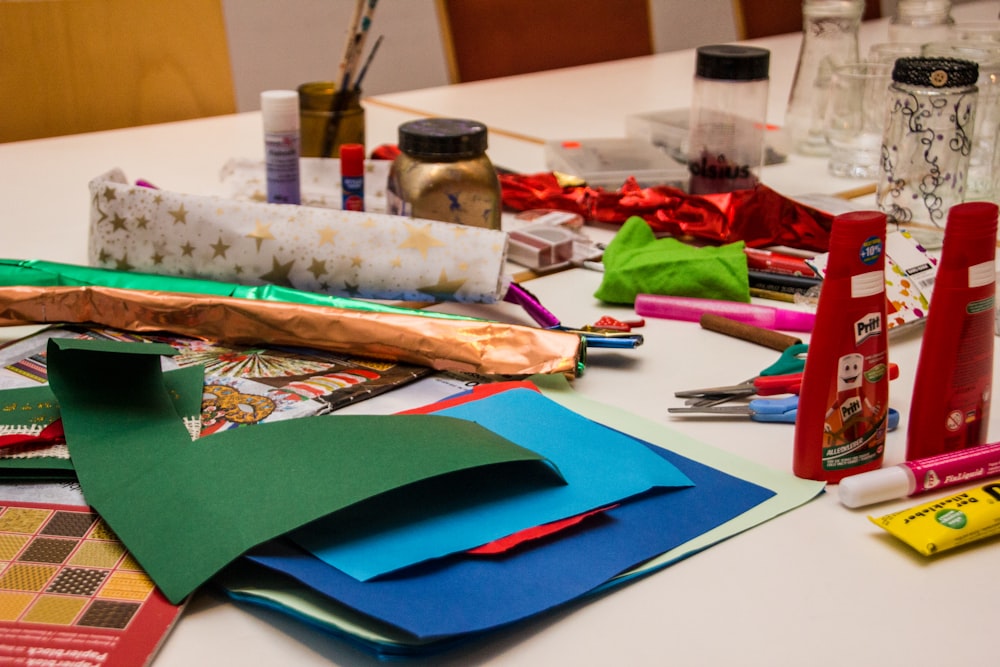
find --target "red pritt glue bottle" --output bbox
[906,202,998,460]
[793,211,890,482]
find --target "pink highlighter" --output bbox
[634,294,815,333]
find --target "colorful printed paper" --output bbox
[88,168,510,302]
[291,387,694,581]
[0,500,184,667]
[45,339,565,604]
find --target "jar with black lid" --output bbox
[387,118,501,230]
[876,57,978,228]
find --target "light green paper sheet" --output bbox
[530,374,825,584]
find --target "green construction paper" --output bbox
[46,338,563,604]
[0,258,472,321]
[593,216,750,304]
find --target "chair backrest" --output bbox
[0,0,235,143]
[436,0,654,83]
[732,0,881,40]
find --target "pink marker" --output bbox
[634,294,815,332]
[839,441,1000,508]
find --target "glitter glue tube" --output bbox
[633,294,815,332]
[869,481,1000,556]
[906,202,998,461]
[793,211,890,483]
[839,441,1000,507]
[339,143,365,212]
[261,90,301,205]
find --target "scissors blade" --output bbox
[668,406,757,415]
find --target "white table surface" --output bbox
[1,3,998,666]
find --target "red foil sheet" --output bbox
[500,174,833,253]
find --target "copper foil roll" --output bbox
[0,285,583,377]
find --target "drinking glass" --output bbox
[823,61,893,178]
[867,42,922,65]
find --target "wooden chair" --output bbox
[435,0,654,83]
[0,0,236,142]
[732,0,881,40]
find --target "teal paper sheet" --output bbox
[291,388,694,581]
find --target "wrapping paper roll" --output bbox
[88,169,511,303]
[0,259,583,377]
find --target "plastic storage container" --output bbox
[686,44,770,194]
[543,138,687,190]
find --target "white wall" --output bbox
[221,1,983,113]
[221,0,740,112]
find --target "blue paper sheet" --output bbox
[290,388,694,581]
[248,440,775,641]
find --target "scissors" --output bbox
[669,395,901,430]
[675,343,809,406]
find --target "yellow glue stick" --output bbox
[869,482,1000,556]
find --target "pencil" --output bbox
[833,183,877,200]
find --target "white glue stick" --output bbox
[839,441,1000,508]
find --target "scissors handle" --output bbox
[758,342,809,377]
[753,372,804,396]
[747,395,800,423]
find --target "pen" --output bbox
[744,247,817,277]
[747,270,821,296]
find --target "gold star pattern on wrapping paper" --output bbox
[103,186,117,201]
[260,256,295,286]
[94,203,109,226]
[419,269,467,298]
[308,259,327,280]
[168,204,188,224]
[87,168,510,304]
[399,222,446,259]
[211,237,231,259]
[248,219,275,252]
[317,226,338,246]
[115,254,134,271]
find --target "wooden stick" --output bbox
[699,313,803,351]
